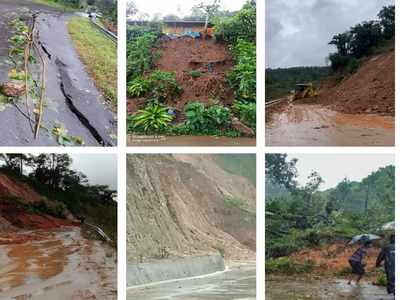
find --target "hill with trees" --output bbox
[0,154,117,240]
[266,154,394,259]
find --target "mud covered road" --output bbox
[0,0,116,146]
[0,227,116,299]
[266,103,394,146]
[127,264,256,300]
[267,276,393,300]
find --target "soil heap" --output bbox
[126,154,256,263]
[311,49,394,116]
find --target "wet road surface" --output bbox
[127,265,256,300]
[267,276,394,300]
[266,103,394,146]
[0,0,116,146]
[0,227,116,299]
[128,135,256,147]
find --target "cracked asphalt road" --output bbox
[0,0,117,146]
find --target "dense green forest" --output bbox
[266,67,330,101]
[266,154,394,259]
[0,154,117,240]
[266,5,394,101]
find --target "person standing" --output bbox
[348,240,372,284]
[376,235,395,295]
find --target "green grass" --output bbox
[33,0,81,11]
[68,17,117,108]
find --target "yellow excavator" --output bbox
[292,83,318,100]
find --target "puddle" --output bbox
[266,276,394,300]
[266,104,394,146]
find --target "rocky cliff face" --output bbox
[127,154,256,263]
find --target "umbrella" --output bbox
[348,234,382,245]
[380,221,395,231]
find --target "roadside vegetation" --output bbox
[266,5,394,101]
[68,17,117,107]
[266,154,394,276]
[0,154,117,241]
[127,1,256,137]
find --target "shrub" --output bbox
[127,77,151,97]
[184,101,231,133]
[33,197,67,219]
[266,257,315,275]
[147,70,182,102]
[128,104,173,133]
[228,39,256,102]
[190,70,202,78]
[214,2,256,44]
[232,100,256,130]
[127,32,158,81]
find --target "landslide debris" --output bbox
[126,154,256,263]
[155,37,235,109]
[309,49,394,116]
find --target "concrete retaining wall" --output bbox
[127,254,225,286]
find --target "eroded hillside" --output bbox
[127,154,256,263]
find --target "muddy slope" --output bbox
[126,154,256,263]
[312,49,394,116]
[155,37,235,110]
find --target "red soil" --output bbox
[0,174,42,203]
[311,49,394,116]
[154,37,235,110]
[291,241,382,276]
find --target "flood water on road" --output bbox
[266,276,394,300]
[266,104,394,146]
[127,264,256,300]
[0,227,117,299]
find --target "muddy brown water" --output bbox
[127,134,256,147]
[266,276,394,300]
[266,103,394,146]
[0,227,116,299]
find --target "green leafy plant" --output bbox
[147,70,182,102]
[228,39,256,102]
[129,104,173,133]
[127,77,150,97]
[190,70,202,78]
[184,101,231,133]
[232,100,256,130]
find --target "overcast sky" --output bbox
[287,154,394,190]
[131,0,247,19]
[267,0,394,68]
[70,154,117,190]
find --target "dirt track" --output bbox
[0,0,117,146]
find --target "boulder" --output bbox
[231,117,255,137]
